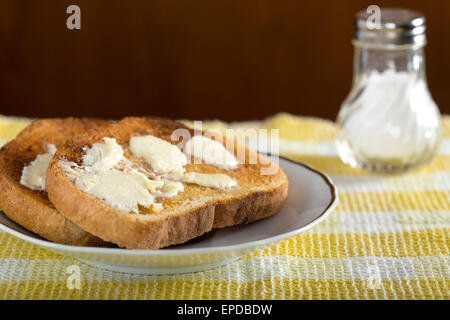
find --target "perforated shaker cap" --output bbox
[354,7,426,49]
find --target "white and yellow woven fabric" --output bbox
[0,113,448,300]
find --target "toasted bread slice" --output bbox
[46,117,288,249]
[0,118,111,246]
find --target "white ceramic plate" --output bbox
[0,157,337,274]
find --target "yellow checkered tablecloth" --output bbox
[0,113,448,300]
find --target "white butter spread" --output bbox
[129,135,187,175]
[59,138,181,213]
[184,135,238,170]
[46,144,57,155]
[82,137,124,170]
[131,134,238,190]
[151,180,184,198]
[181,172,237,189]
[60,135,238,214]
[72,169,155,214]
[20,144,57,191]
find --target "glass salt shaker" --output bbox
[336,8,441,173]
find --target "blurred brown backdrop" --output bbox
[0,0,449,121]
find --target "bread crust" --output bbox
[46,117,289,249]
[0,118,110,246]
[213,183,288,228]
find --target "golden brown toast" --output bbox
[0,118,111,246]
[46,117,288,249]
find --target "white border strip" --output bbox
[0,255,448,283]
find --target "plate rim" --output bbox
[0,156,338,256]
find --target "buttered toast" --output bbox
[46,117,288,249]
[0,118,110,246]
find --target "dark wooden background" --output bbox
[0,0,449,122]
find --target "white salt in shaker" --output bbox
[336,8,441,173]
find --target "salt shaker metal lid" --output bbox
[354,8,426,49]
